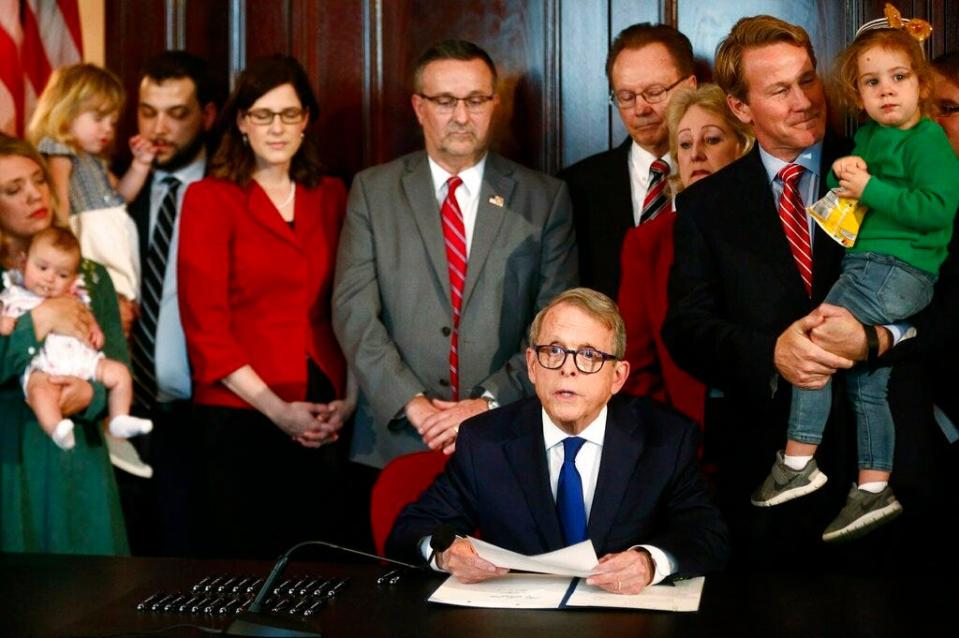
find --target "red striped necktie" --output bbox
[777,163,813,296]
[639,158,671,224]
[441,175,467,400]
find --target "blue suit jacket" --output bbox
[387,395,728,578]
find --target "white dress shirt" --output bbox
[542,407,673,585]
[428,155,487,257]
[147,151,205,401]
[628,142,676,226]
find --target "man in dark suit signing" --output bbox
[559,23,697,299]
[388,288,727,593]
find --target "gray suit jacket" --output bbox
[333,150,578,467]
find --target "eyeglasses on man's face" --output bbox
[935,101,959,118]
[417,93,496,114]
[532,344,618,374]
[609,77,687,108]
[244,107,307,126]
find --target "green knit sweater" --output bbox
[828,118,959,274]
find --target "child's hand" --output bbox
[0,315,16,336]
[129,134,157,168]
[832,155,868,179]
[116,295,138,339]
[836,163,871,200]
[89,318,105,350]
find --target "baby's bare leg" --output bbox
[96,359,152,437]
[26,372,75,449]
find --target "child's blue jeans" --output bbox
[788,252,936,471]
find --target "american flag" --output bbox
[0,0,83,136]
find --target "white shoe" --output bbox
[106,436,153,478]
[52,419,75,450]
[109,415,153,438]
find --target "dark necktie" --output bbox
[777,164,813,296]
[639,158,671,224]
[132,175,181,410]
[441,175,467,401]
[557,436,588,545]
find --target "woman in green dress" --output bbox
[0,134,128,554]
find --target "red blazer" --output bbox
[178,176,347,409]
[617,211,705,426]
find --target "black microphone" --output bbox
[223,535,443,637]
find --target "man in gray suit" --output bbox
[333,40,578,473]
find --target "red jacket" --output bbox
[617,211,705,426]
[178,176,346,409]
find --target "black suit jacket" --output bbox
[662,139,857,565]
[558,138,634,299]
[663,138,959,570]
[386,395,729,579]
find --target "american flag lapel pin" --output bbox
[488,195,504,207]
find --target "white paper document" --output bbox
[565,576,705,612]
[428,574,705,612]
[427,538,704,611]
[468,536,598,577]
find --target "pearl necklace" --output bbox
[277,181,296,209]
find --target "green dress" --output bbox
[0,260,129,555]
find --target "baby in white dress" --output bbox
[0,227,151,450]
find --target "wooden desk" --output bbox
[1,553,953,637]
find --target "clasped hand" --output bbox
[833,155,871,200]
[774,304,861,388]
[406,396,489,455]
[276,400,353,448]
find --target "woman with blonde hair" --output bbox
[0,133,128,554]
[617,84,753,426]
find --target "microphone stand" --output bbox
[222,540,422,637]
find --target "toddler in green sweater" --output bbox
[752,27,959,542]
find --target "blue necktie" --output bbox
[557,437,587,545]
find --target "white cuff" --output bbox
[634,544,675,585]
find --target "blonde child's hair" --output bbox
[833,28,933,120]
[26,63,125,153]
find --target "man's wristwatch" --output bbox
[863,324,879,367]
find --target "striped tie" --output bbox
[131,176,180,410]
[777,164,813,297]
[441,175,467,401]
[639,158,671,224]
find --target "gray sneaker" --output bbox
[750,450,828,507]
[822,484,902,543]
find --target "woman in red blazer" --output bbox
[178,55,351,558]
[618,84,753,427]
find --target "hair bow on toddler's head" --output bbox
[855,3,933,43]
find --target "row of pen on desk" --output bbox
[135,573,350,617]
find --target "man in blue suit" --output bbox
[387,288,727,594]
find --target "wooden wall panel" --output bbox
[245,0,292,59]
[374,0,550,171]
[294,0,364,180]
[102,1,959,180]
